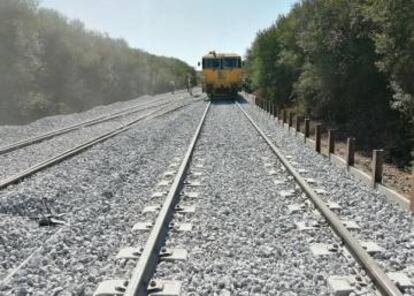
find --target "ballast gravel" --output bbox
[0,90,192,146]
[239,95,414,294]
[1,93,412,295]
[151,103,368,296]
[0,92,192,180]
[0,92,162,146]
[0,95,206,295]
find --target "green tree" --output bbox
[364,0,414,120]
[0,0,196,124]
[245,0,413,165]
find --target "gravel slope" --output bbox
[0,97,206,295]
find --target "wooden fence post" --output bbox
[289,112,293,128]
[315,124,321,153]
[328,129,335,159]
[283,110,287,124]
[346,137,355,168]
[304,118,310,142]
[273,104,277,118]
[296,116,301,135]
[372,149,384,188]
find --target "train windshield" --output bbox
[222,57,241,69]
[203,58,221,69]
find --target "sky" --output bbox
[40,0,298,68]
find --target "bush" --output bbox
[245,0,413,166]
[0,0,196,124]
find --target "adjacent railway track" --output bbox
[94,102,211,296]
[0,94,178,156]
[0,97,200,190]
[0,98,204,292]
[125,102,211,296]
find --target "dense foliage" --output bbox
[0,0,196,124]
[245,0,414,166]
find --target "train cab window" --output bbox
[203,58,221,69]
[222,57,241,69]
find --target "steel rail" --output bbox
[0,98,203,291]
[0,100,197,191]
[0,94,178,156]
[236,102,403,296]
[124,102,211,296]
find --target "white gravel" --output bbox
[0,94,206,295]
[0,92,194,180]
[0,90,189,147]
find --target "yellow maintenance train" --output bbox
[201,51,243,98]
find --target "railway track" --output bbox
[0,93,178,156]
[0,96,207,294]
[242,98,414,292]
[0,96,199,190]
[0,93,194,182]
[1,97,411,295]
[236,102,403,296]
[91,100,410,296]
[93,101,210,296]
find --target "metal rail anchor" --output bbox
[235,102,403,296]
